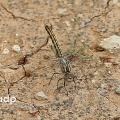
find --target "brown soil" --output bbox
[0,0,120,120]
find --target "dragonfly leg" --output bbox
[57,77,63,89]
[43,72,61,86]
[54,77,63,93]
[63,79,69,96]
[73,76,77,90]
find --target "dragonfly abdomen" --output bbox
[45,25,63,58]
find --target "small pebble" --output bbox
[64,21,70,27]
[29,108,38,114]
[93,71,99,76]
[77,13,83,18]
[34,91,48,100]
[71,19,74,22]
[3,40,7,43]
[108,71,112,75]
[58,8,67,14]
[115,87,120,94]
[91,80,96,83]
[99,35,120,53]
[2,48,9,54]
[12,45,20,52]
[37,115,42,120]
[8,64,19,69]
[16,33,19,37]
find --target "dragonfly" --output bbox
[45,24,77,95]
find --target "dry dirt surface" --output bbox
[0,0,120,120]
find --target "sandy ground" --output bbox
[0,0,120,120]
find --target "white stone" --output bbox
[115,87,120,94]
[2,48,9,54]
[64,21,70,27]
[37,115,42,120]
[12,45,20,52]
[77,13,83,18]
[16,33,19,37]
[34,91,47,100]
[108,71,112,74]
[99,35,120,53]
[81,39,85,42]
[91,80,96,83]
[71,19,74,22]
[3,40,7,43]
[58,8,67,14]
[94,71,99,76]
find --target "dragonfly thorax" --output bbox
[58,57,71,73]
